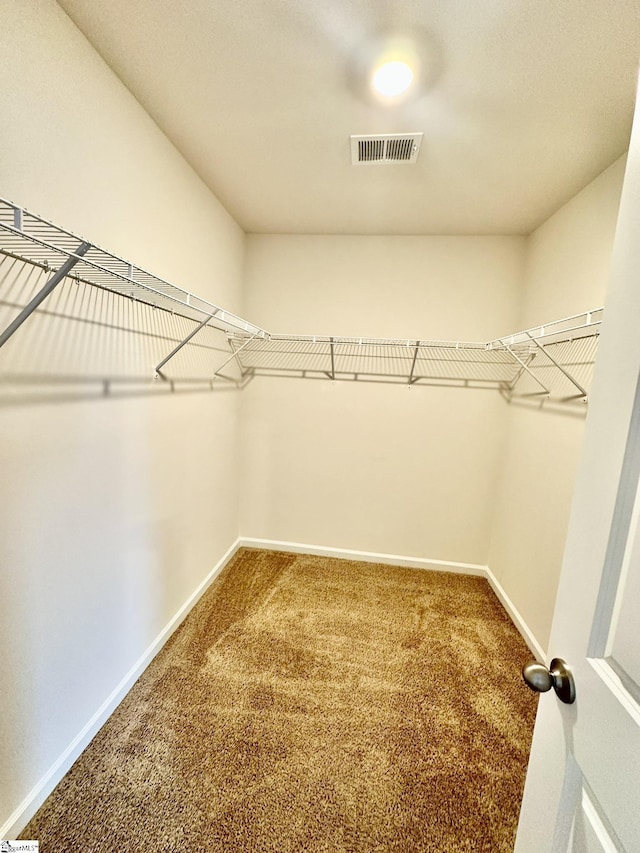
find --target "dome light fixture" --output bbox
[347,29,439,107]
[372,60,414,98]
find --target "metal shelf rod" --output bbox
[524,331,589,400]
[408,341,420,385]
[0,241,90,350]
[213,330,262,378]
[155,311,217,377]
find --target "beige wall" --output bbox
[240,160,625,652]
[240,235,524,563]
[489,157,626,654]
[0,0,244,831]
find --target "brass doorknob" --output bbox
[522,657,576,705]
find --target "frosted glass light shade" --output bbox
[372,60,414,97]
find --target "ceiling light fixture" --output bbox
[372,60,414,98]
[347,29,440,107]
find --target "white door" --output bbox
[515,81,640,853]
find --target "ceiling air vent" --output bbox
[350,133,423,165]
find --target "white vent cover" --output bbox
[350,133,423,165]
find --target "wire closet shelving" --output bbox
[227,310,601,402]
[0,197,602,402]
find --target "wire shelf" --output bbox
[488,309,604,348]
[0,198,265,336]
[0,197,603,402]
[228,311,602,401]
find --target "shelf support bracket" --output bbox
[0,241,90,350]
[329,337,336,381]
[213,330,261,379]
[155,311,217,377]
[226,336,254,379]
[500,340,551,397]
[524,331,588,400]
[408,341,421,385]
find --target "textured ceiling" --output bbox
[57,0,640,235]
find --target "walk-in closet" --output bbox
[2,2,640,850]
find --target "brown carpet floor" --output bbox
[23,548,538,852]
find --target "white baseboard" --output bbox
[238,537,488,576]
[239,538,546,661]
[1,537,242,840]
[485,567,547,662]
